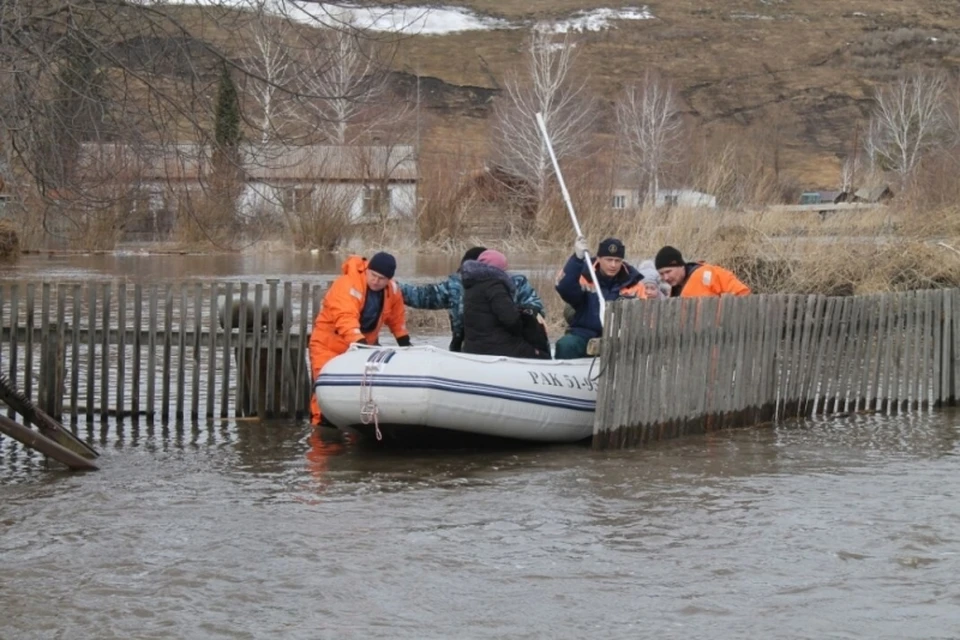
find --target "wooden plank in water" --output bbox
[281,281,294,417]
[55,285,67,420]
[24,284,35,406]
[793,296,819,417]
[295,282,310,420]
[0,415,98,471]
[7,284,19,418]
[235,282,248,417]
[808,296,836,416]
[859,296,880,412]
[902,291,917,413]
[206,283,217,419]
[70,284,81,423]
[953,289,960,406]
[830,297,857,414]
[161,284,174,423]
[85,285,96,422]
[116,284,127,420]
[39,283,51,412]
[176,285,188,421]
[591,300,618,447]
[0,287,4,375]
[265,280,279,419]
[147,285,159,422]
[99,284,112,421]
[191,283,202,421]
[132,284,143,420]
[939,289,952,405]
[879,293,900,414]
[221,282,234,419]
[250,284,264,418]
[918,290,933,410]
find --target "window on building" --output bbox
[280,186,314,211]
[611,194,626,210]
[362,185,390,218]
[664,194,679,207]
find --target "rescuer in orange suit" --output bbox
[654,245,751,298]
[309,252,411,425]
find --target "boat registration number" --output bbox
[527,371,596,392]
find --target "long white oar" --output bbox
[534,112,606,327]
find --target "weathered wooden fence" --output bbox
[0,279,324,424]
[594,289,960,449]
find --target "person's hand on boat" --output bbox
[574,236,588,260]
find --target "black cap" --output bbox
[367,252,397,279]
[655,246,685,270]
[597,238,625,259]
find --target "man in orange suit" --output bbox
[309,252,410,425]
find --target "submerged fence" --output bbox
[594,289,960,449]
[0,280,324,424]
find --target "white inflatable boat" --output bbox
[314,345,597,444]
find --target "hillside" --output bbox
[386,0,959,188]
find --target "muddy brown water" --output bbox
[2,254,960,639]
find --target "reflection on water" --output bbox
[0,251,566,284]
[2,411,960,639]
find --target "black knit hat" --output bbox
[597,238,625,259]
[461,246,487,265]
[655,246,685,270]
[367,252,397,279]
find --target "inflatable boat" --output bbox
[314,345,597,444]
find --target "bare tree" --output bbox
[241,9,298,145]
[295,24,392,144]
[489,29,595,212]
[616,69,683,206]
[0,0,405,247]
[868,70,948,183]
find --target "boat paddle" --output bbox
[534,112,606,328]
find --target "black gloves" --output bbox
[449,334,464,352]
[396,335,412,347]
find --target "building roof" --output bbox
[74,143,418,183]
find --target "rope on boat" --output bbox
[359,360,383,441]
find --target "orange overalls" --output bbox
[678,263,751,297]
[309,255,409,424]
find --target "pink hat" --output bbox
[477,249,508,271]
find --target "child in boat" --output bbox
[461,250,551,360]
[398,246,545,352]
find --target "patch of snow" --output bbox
[287,3,510,34]
[930,36,940,43]
[537,7,654,34]
[852,11,868,17]
[164,2,655,36]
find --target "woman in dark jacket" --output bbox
[461,250,550,359]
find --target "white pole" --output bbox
[534,112,606,327]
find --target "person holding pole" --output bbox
[554,237,646,359]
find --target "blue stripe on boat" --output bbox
[315,374,596,412]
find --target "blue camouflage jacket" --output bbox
[400,272,545,351]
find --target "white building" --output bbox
[73,142,418,236]
[654,188,717,209]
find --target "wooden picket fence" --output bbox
[0,279,325,424]
[593,289,959,449]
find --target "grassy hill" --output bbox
[389,0,958,189]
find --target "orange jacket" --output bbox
[309,255,409,369]
[678,262,751,297]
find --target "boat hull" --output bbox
[315,345,597,443]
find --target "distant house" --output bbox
[851,185,893,204]
[449,165,538,238]
[799,190,848,205]
[72,142,418,238]
[655,188,717,209]
[610,169,717,210]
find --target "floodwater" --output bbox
[2,254,960,639]
[2,413,960,639]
